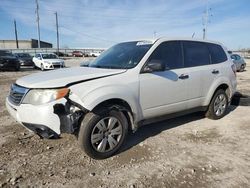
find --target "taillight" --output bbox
[231,64,236,77]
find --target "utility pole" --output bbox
[35,0,41,48]
[202,0,212,40]
[55,12,59,53]
[14,20,19,48]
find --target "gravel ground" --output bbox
[0,58,250,187]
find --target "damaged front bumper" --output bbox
[6,96,85,138]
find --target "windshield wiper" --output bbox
[91,65,122,69]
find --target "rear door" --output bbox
[182,41,212,109]
[139,41,189,119]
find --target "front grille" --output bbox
[8,84,29,105]
[53,64,63,68]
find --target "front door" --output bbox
[139,41,189,119]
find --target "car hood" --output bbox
[43,59,64,63]
[16,67,126,88]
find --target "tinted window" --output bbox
[231,55,236,60]
[183,41,210,67]
[207,43,227,64]
[149,41,183,69]
[235,55,241,60]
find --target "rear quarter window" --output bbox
[207,43,227,64]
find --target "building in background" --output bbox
[0,39,52,49]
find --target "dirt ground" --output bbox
[0,58,250,188]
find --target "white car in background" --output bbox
[90,51,101,57]
[33,53,65,71]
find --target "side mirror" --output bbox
[143,60,166,73]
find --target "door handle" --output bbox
[179,74,189,79]
[212,70,219,74]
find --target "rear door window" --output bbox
[207,43,227,64]
[149,41,183,69]
[183,41,210,67]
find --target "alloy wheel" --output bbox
[91,116,122,153]
[214,94,227,116]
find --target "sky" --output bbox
[0,0,250,50]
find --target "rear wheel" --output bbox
[206,89,228,120]
[78,107,128,159]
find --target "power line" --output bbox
[60,26,116,43]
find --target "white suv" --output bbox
[6,38,237,159]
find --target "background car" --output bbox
[33,53,65,71]
[89,51,101,57]
[54,51,69,57]
[72,51,84,57]
[14,53,34,67]
[231,54,246,72]
[0,50,20,71]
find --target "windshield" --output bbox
[42,54,58,59]
[16,53,31,58]
[89,41,153,69]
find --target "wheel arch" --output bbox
[204,81,231,106]
[91,98,136,131]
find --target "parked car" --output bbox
[231,54,246,72]
[90,51,101,57]
[6,38,237,159]
[14,53,34,67]
[72,51,84,57]
[54,51,68,57]
[83,52,91,57]
[33,53,65,71]
[0,50,20,71]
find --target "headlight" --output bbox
[22,88,69,105]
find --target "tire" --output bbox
[15,64,20,71]
[78,107,128,159]
[206,89,228,120]
[240,64,245,72]
[41,64,44,71]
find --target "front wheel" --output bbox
[240,64,245,72]
[41,63,45,71]
[206,89,228,120]
[78,107,128,159]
